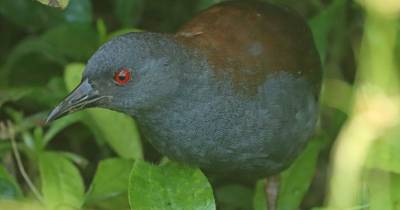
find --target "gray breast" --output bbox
[136,71,318,179]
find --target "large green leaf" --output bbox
[64,63,143,159]
[39,152,84,210]
[0,165,22,200]
[86,158,134,203]
[129,160,216,210]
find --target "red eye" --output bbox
[114,68,131,86]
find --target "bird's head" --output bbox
[46,32,184,123]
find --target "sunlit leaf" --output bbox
[36,0,69,9]
[366,125,400,174]
[64,63,143,159]
[367,170,392,210]
[86,158,134,203]
[0,200,42,210]
[129,160,216,210]
[39,152,84,209]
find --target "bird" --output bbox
[46,0,321,208]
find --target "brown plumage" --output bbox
[176,0,321,95]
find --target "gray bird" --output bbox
[47,1,321,207]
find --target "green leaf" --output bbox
[0,0,91,31]
[86,158,134,203]
[0,88,30,108]
[64,63,143,159]
[39,152,84,210]
[196,0,223,12]
[366,125,400,174]
[277,136,324,210]
[367,170,392,210]
[40,24,99,61]
[129,160,216,210]
[309,0,346,63]
[36,0,70,9]
[62,0,92,23]
[216,184,253,210]
[107,28,142,41]
[253,180,267,210]
[0,165,22,199]
[391,173,400,210]
[2,23,98,87]
[252,137,323,210]
[43,112,84,145]
[114,0,144,27]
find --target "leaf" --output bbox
[0,165,22,199]
[40,24,99,61]
[215,184,253,210]
[391,173,400,210]
[43,112,84,145]
[309,0,346,63]
[0,88,30,108]
[2,23,98,87]
[253,180,267,210]
[114,0,144,27]
[62,0,92,23]
[64,63,143,159]
[36,0,70,9]
[277,136,324,210]
[39,152,84,210]
[0,0,91,31]
[86,158,134,203]
[0,200,42,210]
[129,160,216,210]
[320,79,353,114]
[196,0,224,12]
[366,125,400,174]
[107,28,142,41]
[367,170,392,210]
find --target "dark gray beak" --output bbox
[46,78,104,124]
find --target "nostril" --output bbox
[69,95,88,104]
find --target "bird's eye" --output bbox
[114,68,131,86]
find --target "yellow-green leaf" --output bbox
[36,0,69,9]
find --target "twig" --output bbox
[2,121,44,203]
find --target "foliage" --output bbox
[0,0,399,210]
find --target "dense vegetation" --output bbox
[0,0,399,209]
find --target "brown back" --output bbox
[175,1,321,95]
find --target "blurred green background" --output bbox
[0,0,399,210]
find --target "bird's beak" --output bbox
[46,78,103,124]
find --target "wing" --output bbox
[175,0,321,96]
